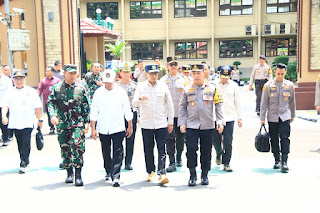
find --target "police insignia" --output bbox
[263,85,266,91]
[125,63,129,68]
[193,65,198,70]
[152,65,156,70]
[172,57,175,61]
[191,101,195,107]
[186,68,189,70]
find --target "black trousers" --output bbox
[45,104,55,130]
[0,108,9,142]
[268,118,291,154]
[185,128,213,172]
[13,128,33,168]
[141,128,167,175]
[99,131,126,180]
[212,121,234,166]
[124,111,137,166]
[255,79,268,112]
[166,117,185,156]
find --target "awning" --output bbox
[80,18,121,39]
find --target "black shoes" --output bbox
[201,171,209,185]
[273,161,281,169]
[75,168,83,186]
[125,165,133,170]
[176,155,182,167]
[49,128,55,135]
[105,173,111,181]
[2,141,9,146]
[281,154,289,173]
[166,164,176,172]
[65,167,74,183]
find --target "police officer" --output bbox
[249,55,272,115]
[48,64,90,186]
[179,64,224,186]
[315,74,320,113]
[132,64,174,185]
[160,56,187,172]
[116,62,138,170]
[212,66,242,172]
[84,63,103,100]
[182,65,192,83]
[260,63,296,173]
[204,64,213,82]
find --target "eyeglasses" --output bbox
[169,63,178,67]
[13,77,25,82]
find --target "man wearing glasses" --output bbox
[160,56,187,172]
[260,63,296,173]
[132,64,174,185]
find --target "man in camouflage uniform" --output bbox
[47,64,90,187]
[84,62,103,100]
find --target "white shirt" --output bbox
[132,80,174,129]
[217,80,242,123]
[133,67,147,82]
[2,86,42,129]
[90,85,133,135]
[0,74,13,106]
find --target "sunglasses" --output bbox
[169,63,178,67]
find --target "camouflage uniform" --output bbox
[47,81,90,169]
[84,72,103,100]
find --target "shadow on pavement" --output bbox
[251,168,281,175]
[33,182,74,191]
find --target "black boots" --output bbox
[188,168,197,187]
[273,153,281,169]
[281,154,289,173]
[75,168,83,186]
[201,171,209,185]
[166,155,176,172]
[65,167,74,183]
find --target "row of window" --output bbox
[128,38,296,60]
[87,0,297,20]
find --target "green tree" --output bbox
[105,39,130,74]
[233,61,241,68]
[285,61,297,82]
[272,55,289,66]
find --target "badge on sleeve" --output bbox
[214,89,223,104]
[191,101,195,107]
[263,85,266,91]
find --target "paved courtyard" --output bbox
[0,88,319,213]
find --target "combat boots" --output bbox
[75,168,83,186]
[281,154,289,173]
[273,153,281,169]
[166,155,176,172]
[188,168,197,187]
[176,153,182,167]
[201,170,209,185]
[65,167,74,183]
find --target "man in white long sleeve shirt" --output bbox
[90,69,133,187]
[132,64,174,185]
[213,65,242,172]
[133,59,147,82]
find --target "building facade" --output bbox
[80,0,298,77]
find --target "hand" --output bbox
[37,121,43,129]
[91,128,97,140]
[96,81,103,86]
[180,125,186,133]
[168,124,173,134]
[51,116,59,125]
[217,124,224,134]
[126,126,133,138]
[238,119,242,127]
[84,123,89,133]
[137,117,140,125]
[261,120,265,125]
[2,116,8,125]
[290,118,294,123]
[139,95,149,101]
[316,106,320,112]
[249,85,253,91]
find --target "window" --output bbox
[265,37,297,56]
[175,41,208,59]
[131,43,163,60]
[219,40,253,58]
[87,2,119,20]
[174,0,207,18]
[266,0,297,14]
[130,1,162,19]
[219,0,253,16]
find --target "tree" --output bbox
[105,39,130,74]
[285,61,297,82]
[233,61,241,68]
[272,55,289,66]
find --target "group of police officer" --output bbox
[9,53,295,188]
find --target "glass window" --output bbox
[131,43,163,60]
[175,41,208,59]
[266,0,297,13]
[219,39,253,58]
[219,0,253,16]
[265,37,297,56]
[130,1,162,19]
[174,0,207,18]
[87,2,119,20]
